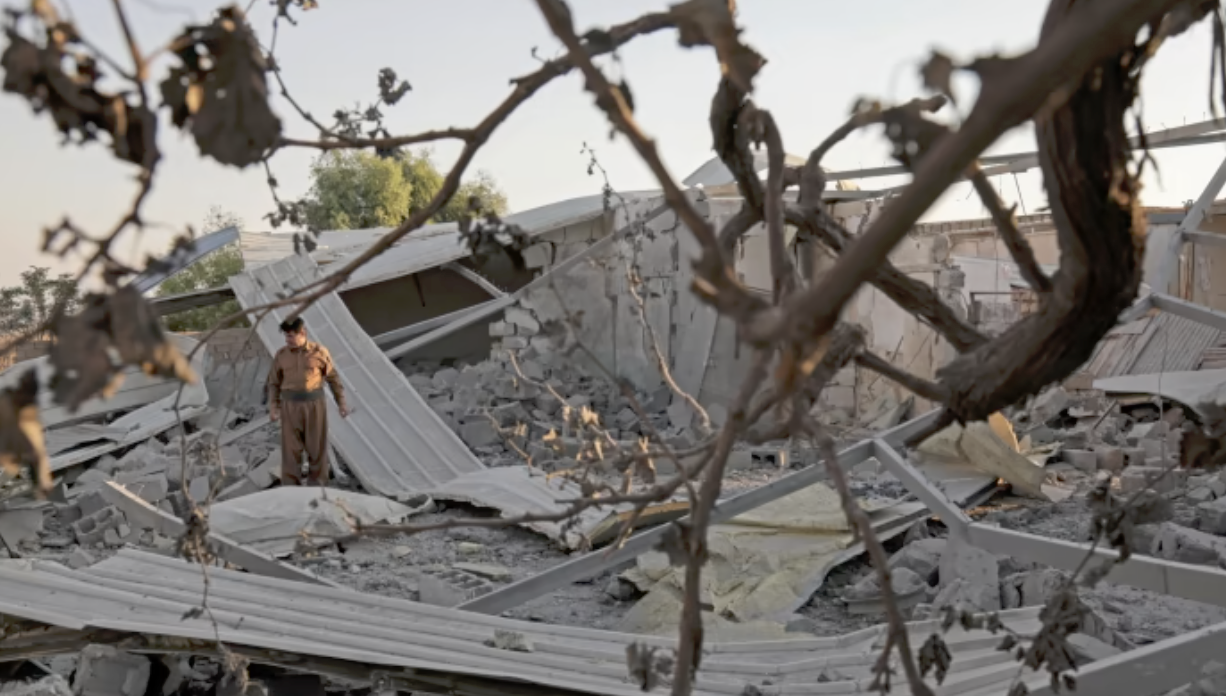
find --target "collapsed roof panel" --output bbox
[1081,309,1224,380]
[682,151,807,188]
[239,228,391,270]
[239,191,660,290]
[128,225,240,296]
[0,547,1049,696]
[228,253,486,495]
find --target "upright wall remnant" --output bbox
[488,195,685,395]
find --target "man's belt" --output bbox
[282,389,324,402]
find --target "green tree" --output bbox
[303,149,508,231]
[157,206,249,332]
[0,266,79,338]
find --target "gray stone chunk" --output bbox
[934,543,1000,613]
[1119,466,1186,494]
[1066,633,1121,667]
[1063,449,1098,473]
[73,645,150,696]
[1153,522,1226,565]
[123,475,170,504]
[505,307,541,335]
[66,547,96,570]
[888,538,946,580]
[459,420,501,449]
[1197,496,1226,535]
[1000,568,1067,609]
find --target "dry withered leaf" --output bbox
[0,369,51,498]
[108,286,196,382]
[918,634,953,685]
[50,304,121,410]
[275,0,320,23]
[921,51,957,104]
[49,287,197,412]
[669,0,765,93]
[160,5,282,168]
[2,16,157,167]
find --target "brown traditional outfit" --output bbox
[266,340,347,485]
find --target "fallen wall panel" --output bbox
[228,254,486,496]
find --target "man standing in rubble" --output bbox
[267,317,349,486]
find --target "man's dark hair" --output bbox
[279,317,306,334]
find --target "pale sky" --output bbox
[1,0,1223,286]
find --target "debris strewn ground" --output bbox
[5,334,1226,695]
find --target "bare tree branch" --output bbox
[967,162,1053,293]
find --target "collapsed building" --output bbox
[3,127,1226,696]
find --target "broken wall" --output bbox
[490,196,681,393]
[916,213,1062,266]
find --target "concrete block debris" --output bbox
[418,566,495,607]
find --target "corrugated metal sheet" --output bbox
[239,228,389,269]
[683,153,807,188]
[328,191,660,291]
[0,548,1044,696]
[228,254,486,495]
[240,192,659,290]
[1199,331,1226,369]
[1081,310,1223,379]
[1130,311,1221,374]
[129,226,240,295]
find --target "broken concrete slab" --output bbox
[1152,522,1226,565]
[50,387,210,474]
[72,645,149,696]
[43,424,126,456]
[842,567,927,615]
[208,486,432,558]
[1198,497,1226,536]
[217,448,282,502]
[888,538,946,581]
[1001,568,1068,609]
[935,543,1000,613]
[99,483,340,587]
[0,508,44,556]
